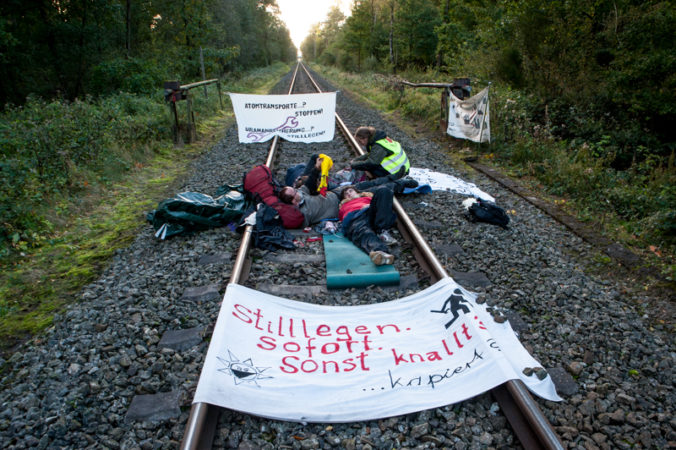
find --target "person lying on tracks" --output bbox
[351,126,411,183]
[279,155,416,229]
[339,185,397,266]
[279,155,342,228]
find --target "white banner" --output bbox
[193,278,560,422]
[229,93,336,143]
[447,87,490,143]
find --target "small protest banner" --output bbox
[229,92,336,143]
[447,87,490,143]
[193,278,560,422]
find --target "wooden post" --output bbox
[477,84,490,145]
[171,102,181,144]
[440,87,449,134]
[217,81,223,109]
[164,81,182,146]
[185,92,196,143]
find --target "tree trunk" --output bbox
[126,0,131,57]
[436,0,450,69]
[389,1,395,73]
[73,0,89,99]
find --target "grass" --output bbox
[0,62,291,357]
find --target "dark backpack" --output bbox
[468,199,510,229]
[243,165,304,229]
[253,204,297,251]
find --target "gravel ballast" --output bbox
[0,67,673,449]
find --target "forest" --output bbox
[303,1,674,170]
[0,0,673,333]
[0,0,296,103]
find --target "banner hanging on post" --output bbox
[193,278,560,423]
[447,87,490,143]
[229,92,336,143]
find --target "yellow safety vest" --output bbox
[376,137,410,175]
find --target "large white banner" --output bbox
[229,93,336,143]
[193,278,561,422]
[447,87,490,143]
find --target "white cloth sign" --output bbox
[229,93,336,143]
[193,278,560,422]
[408,167,495,202]
[447,87,490,143]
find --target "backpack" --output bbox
[253,204,297,251]
[243,165,304,229]
[467,198,510,229]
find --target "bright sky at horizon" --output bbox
[276,0,352,50]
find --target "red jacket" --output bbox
[339,196,372,221]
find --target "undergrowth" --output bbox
[0,62,290,355]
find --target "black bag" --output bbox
[253,204,297,251]
[467,198,510,229]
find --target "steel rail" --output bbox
[180,62,302,450]
[300,62,563,450]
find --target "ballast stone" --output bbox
[449,269,491,288]
[159,327,205,351]
[548,367,579,397]
[181,284,221,302]
[198,252,232,265]
[125,390,181,423]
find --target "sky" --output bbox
[276,0,353,49]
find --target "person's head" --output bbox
[340,185,360,201]
[279,186,302,206]
[354,126,376,147]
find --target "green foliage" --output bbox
[309,0,674,178]
[0,0,295,104]
[0,63,288,352]
[89,58,171,96]
[0,93,170,256]
[394,0,440,67]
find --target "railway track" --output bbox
[2,62,671,450]
[181,63,563,449]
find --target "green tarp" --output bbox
[323,233,400,289]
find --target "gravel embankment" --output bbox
[0,67,672,449]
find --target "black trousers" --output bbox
[344,187,396,255]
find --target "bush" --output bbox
[0,93,174,255]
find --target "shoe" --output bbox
[378,230,398,246]
[370,250,395,266]
[401,177,419,189]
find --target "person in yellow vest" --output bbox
[351,126,411,182]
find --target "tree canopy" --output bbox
[302,0,675,166]
[0,0,296,104]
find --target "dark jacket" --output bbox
[352,130,390,169]
[296,163,340,227]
